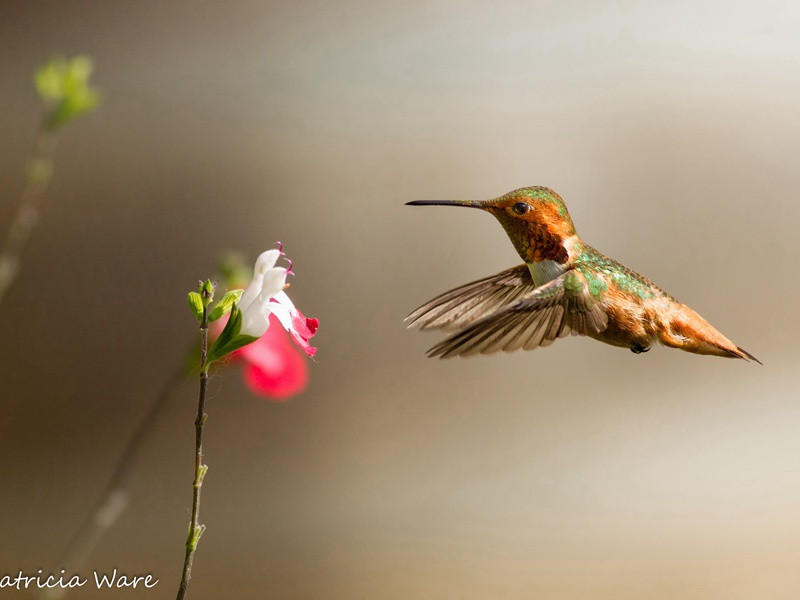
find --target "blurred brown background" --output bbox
[1,1,799,598]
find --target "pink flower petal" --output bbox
[242,357,307,400]
[236,315,309,400]
[293,313,319,337]
[288,308,319,357]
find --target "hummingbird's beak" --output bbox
[406,200,486,209]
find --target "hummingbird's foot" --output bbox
[630,342,650,354]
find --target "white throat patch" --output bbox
[527,259,566,287]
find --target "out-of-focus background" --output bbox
[1,1,799,598]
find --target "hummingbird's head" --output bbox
[407,186,577,263]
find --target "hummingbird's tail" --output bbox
[658,303,761,364]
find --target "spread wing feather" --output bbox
[405,264,536,332]
[427,270,608,358]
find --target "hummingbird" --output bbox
[406,186,760,363]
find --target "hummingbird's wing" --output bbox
[426,270,608,358]
[406,264,537,332]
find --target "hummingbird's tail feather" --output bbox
[658,303,761,364]
[405,264,535,332]
[734,346,763,365]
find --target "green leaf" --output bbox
[35,57,69,100]
[207,303,258,363]
[210,302,241,354]
[187,291,204,322]
[208,289,243,322]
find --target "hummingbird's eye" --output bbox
[512,202,530,215]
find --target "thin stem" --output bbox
[37,362,186,600]
[0,130,59,306]
[176,304,210,600]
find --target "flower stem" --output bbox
[176,304,211,600]
[0,130,58,306]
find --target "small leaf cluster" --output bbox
[35,55,101,131]
[187,281,255,364]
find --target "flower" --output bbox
[210,247,319,400]
[237,248,319,355]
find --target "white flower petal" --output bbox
[238,279,261,312]
[259,267,287,302]
[254,249,281,273]
[239,249,281,310]
[272,290,296,310]
[237,249,304,340]
[240,302,271,337]
[267,300,293,331]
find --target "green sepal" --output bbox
[208,289,243,322]
[187,291,204,322]
[207,303,258,363]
